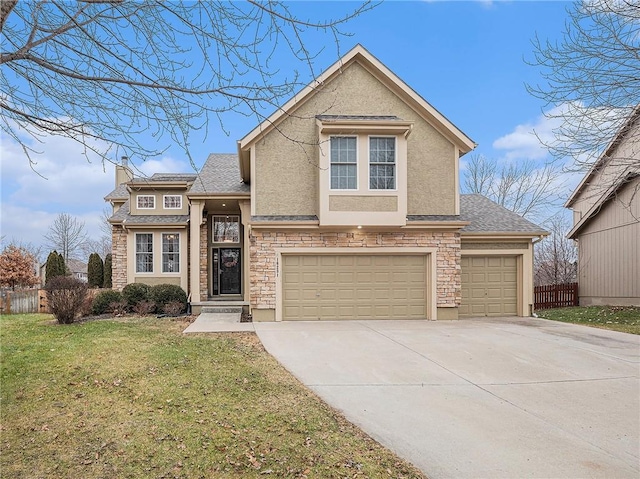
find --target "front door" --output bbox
[212,247,241,295]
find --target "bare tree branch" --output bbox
[527,0,640,172]
[463,154,566,221]
[44,213,88,262]
[1,1,375,171]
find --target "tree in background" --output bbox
[87,253,104,289]
[463,154,565,221]
[528,0,639,171]
[1,1,372,169]
[103,254,112,289]
[0,245,39,290]
[44,213,88,263]
[534,214,577,286]
[45,250,66,284]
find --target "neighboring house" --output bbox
[39,258,88,286]
[565,106,640,306]
[106,45,546,320]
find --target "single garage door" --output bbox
[460,256,517,317]
[282,254,428,320]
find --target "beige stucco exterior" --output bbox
[128,190,189,216]
[251,60,459,219]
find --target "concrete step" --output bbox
[202,306,243,314]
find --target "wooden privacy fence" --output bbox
[534,283,579,310]
[0,289,43,314]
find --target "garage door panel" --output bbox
[282,254,427,320]
[461,255,518,318]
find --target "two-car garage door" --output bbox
[460,256,518,317]
[282,254,428,321]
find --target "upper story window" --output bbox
[369,137,396,190]
[135,233,153,273]
[137,195,155,209]
[330,136,357,190]
[163,195,182,209]
[213,215,240,243]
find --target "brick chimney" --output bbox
[115,156,133,186]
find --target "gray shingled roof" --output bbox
[150,173,198,181]
[316,115,402,121]
[104,183,129,201]
[408,194,546,234]
[252,215,319,222]
[188,153,250,195]
[109,201,189,226]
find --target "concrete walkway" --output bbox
[183,312,254,333]
[254,317,640,478]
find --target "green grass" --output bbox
[1,314,424,479]
[536,306,640,334]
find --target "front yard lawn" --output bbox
[1,314,424,478]
[536,306,640,334]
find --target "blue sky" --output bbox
[1,1,575,256]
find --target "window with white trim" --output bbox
[135,233,153,273]
[137,195,155,209]
[162,233,180,273]
[369,137,396,189]
[163,195,182,209]
[330,136,357,190]
[213,216,240,243]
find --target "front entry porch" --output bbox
[188,197,251,307]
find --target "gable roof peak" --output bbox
[238,44,475,154]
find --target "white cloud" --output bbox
[492,108,562,161]
[0,128,188,253]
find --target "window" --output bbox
[137,195,155,209]
[369,137,396,189]
[330,136,357,189]
[162,233,180,273]
[163,195,182,209]
[213,216,240,243]
[135,233,153,273]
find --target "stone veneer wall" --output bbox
[112,225,127,290]
[199,218,208,301]
[249,230,461,310]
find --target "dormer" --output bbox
[316,115,413,226]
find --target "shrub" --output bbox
[45,250,65,284]
[45,276,88,324]
[150,284,187,313]
[87,253,104,288]
[109,300,128,316]
[103,254,112,288]
[132,300,156,316]
[122,283,151,309]
[163,301,186,316]
[92,290,122,315]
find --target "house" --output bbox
[565,106,640,306]
[106,45,546,320]
[39,258,88,286]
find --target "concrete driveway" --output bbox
[254,317,640,478]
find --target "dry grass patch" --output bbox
[536,306,640,334]
[1,314,425,479]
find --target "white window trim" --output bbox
[137,195,155,209]
[163,195,182,210]
[161,233,180,273]
[135,233,154,274]
[329,136,358,191]
[368,135,398,192]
